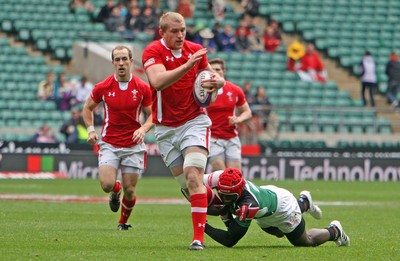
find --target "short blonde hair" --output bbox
[111,45,132,61]
[159,12,185,31]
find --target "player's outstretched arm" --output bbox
[205,220,248,247]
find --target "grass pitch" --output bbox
[0,178,399,260]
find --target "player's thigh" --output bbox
[155,126,181,168]
[98,142,120,186]
[180,115,212,151]
[98,165,118,187]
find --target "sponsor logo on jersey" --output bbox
[108,92,116,97]
[166,56,174,62]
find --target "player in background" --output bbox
[205,58,252,172]
[142,12,225,250]
[83,45,153,230]
[203,168,350,248]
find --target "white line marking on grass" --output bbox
[0,194,396,206]
[0,194,187,204]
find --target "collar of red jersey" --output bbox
[161,39,182,58]
[114,73,132,83]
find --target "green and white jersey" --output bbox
[229,181,278,228]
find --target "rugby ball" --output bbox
[193,70,218,107]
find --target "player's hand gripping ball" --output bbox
[193,70,218,107]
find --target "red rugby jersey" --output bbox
[91,74,152,147]
[204,81,247,139]
[142,39,209,127]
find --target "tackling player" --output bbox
[204,168,350,247]
[205,58,252,172]
[142,12,225,250]
[83,45,153,230]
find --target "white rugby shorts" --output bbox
[254,185,302,234]
[208,136,241,163]
[98,141,147,174]
[155,114,211,167]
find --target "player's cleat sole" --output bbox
[117,223,132,231]
[300,190,322,220]
[330,220,350,246]
[188,240,206,250]
[109,180,122,213]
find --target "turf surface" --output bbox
[0,178,399,260]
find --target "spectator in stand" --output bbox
[177,0,193,18]
[211,22,222,51]
[127,0,139,9]
[252,86,272,133]
[240,0,260,23]
[289,43,327,83]
[234,20,251,36]
[194,28,217,54]
[249,27,264,53]
[385,51,400,107]
[117,1,128,17]
[141,0,158,16]
[268,20,282,38]
[263,24,281,52]
[69,0,95,14]
[212,0,226,22]
[235,26,251,54]
[75,76,94,105]
[31,124,58,143]
[287,40,305,71]
[105,6,126,32]
[140,6,158,35]
[37,72,55,101]
[185,22,196,42]
[359,51,377,107]
[167,0,178,11]
[55,73,78,111]
[125,6,142,33]
[60,108,88,144]
[96,0,115,23]
[242,81,254,104]
[218,24,236,52]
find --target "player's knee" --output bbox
[186,173,204,191]
[123,186,135,197]
[100,182,114,193]
[183,152,207,170]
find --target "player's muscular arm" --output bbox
[229,103,252,125]
[145,48,208,91]
[132,105,154,144]
[205,220,248,247]
[82,97,99,145]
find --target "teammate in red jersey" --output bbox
[142,12,225,250]
[83,45,153,230]
[205,58,252,172]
